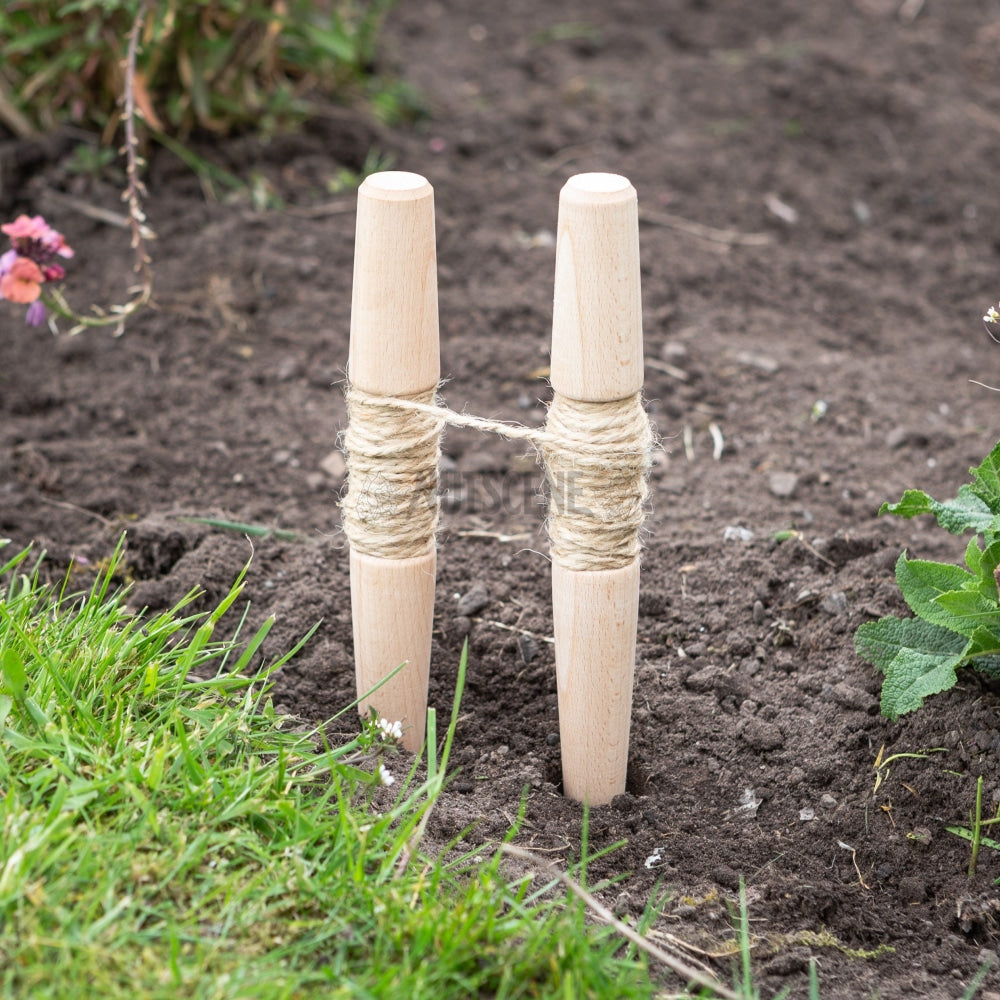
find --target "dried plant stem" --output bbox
[121,0,154,292]
[501,844,741,1000]
[45,0,154,336]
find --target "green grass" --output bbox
[0,538,678,999]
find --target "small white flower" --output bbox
[377,763,394,787]
[985,306,1000,324]
[377,717,403,742]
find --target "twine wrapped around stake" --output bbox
[542,393,653,572]
[341,385,654,569]
[341,387,444,560]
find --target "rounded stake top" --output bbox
[563,172,632,198]
[360,171,432,201]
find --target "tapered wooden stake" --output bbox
[551,173,644,805]
[348,171,439,753]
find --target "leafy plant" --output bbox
[0,0,398,141]
[855,442,1000,719]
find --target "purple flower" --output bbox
[25,300,46,326]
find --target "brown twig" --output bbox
[39,188,154,237]
[121,0,154,291]
[639,208,773,247]
[470,617,555,645]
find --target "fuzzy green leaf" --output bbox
[855,615,966,674]
[895,554,979,635]
[965,538,1000,599]
[880,647,964,720]
[969,442,1000,513]
[965,536,983,576]
[880,485,994,535]
[932,590,1000,636]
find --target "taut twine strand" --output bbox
[342,386,654,571]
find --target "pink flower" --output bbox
[1,214,73,326]
[25,300,46,326]
[2,215,49,241]
[0,256,44,303]
[43,228,74,259]
[2,214,74,265]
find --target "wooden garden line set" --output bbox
[343,170,653,806]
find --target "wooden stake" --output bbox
[550,173,643,804]
[348,171,439,753]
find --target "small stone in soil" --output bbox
[518,633,540,663]
[319,450,346,480]
[684,665,722,693]
[769,471,799,498]
[819,590,849,615]
[456,583,489,616]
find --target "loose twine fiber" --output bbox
[341,385,654,571]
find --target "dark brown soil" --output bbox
[4,1,1000,996]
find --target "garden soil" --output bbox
[5,1,1000,996]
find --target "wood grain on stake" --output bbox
[348,171,439,753]
[550,173,644,805]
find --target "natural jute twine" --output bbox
[541,393,653,571]
[342,386,654,570]
[340,388,444,559]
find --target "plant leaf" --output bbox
[880,485,994,535]
[880,646,965,720]
[933,590,1000,636]
[895,554,979,635]
[945,826,1000,853]
[965,536,983,576]
[855,615,966,674]
[969,441,1000,513]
